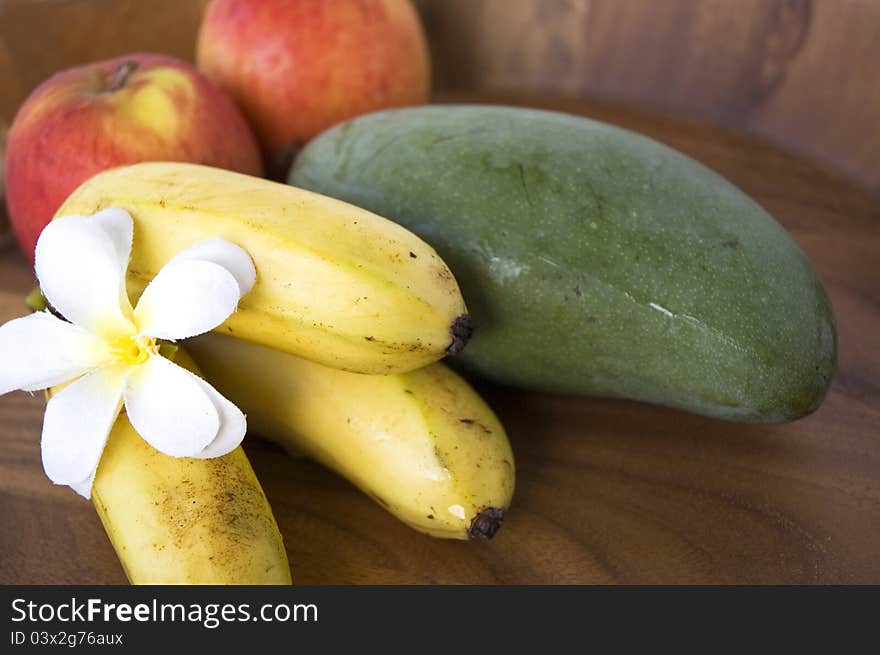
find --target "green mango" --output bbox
[290,105,836,422]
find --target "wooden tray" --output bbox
[1,93,877,584]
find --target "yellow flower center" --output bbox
[110,335,157,367]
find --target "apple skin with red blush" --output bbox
[196,0,430,159]
[3,53,263,262]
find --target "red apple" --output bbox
[196,0,430,158]
[4,53,263,262]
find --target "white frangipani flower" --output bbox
[0,208,256,498]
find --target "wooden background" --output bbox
[2,0,879,193]
[1,0,878,583]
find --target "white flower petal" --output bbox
[133,260,242,340]
[188,376,247,459]
[123,355,219,457]
[34,213,135,337]
[90,208,134,275]
[41,366,125,487]
[70,469,97,499]
[167,238,256,296]
[0,312,109,394]
[90,208,136,319]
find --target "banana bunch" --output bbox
[50,163,514,584]
[57,162,472,375]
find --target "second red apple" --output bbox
[196,0,431,158]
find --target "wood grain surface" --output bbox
[1,93,877,584]
[0,0,210,121]
[421,0,880,196]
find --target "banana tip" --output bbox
[446,314,473,355]
[467,507,505,540]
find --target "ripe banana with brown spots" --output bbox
[188,333,515,540]
[52,349,291,584]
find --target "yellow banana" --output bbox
[51,349,291,585]
[55,162,471,375]
[188,333,515,540]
